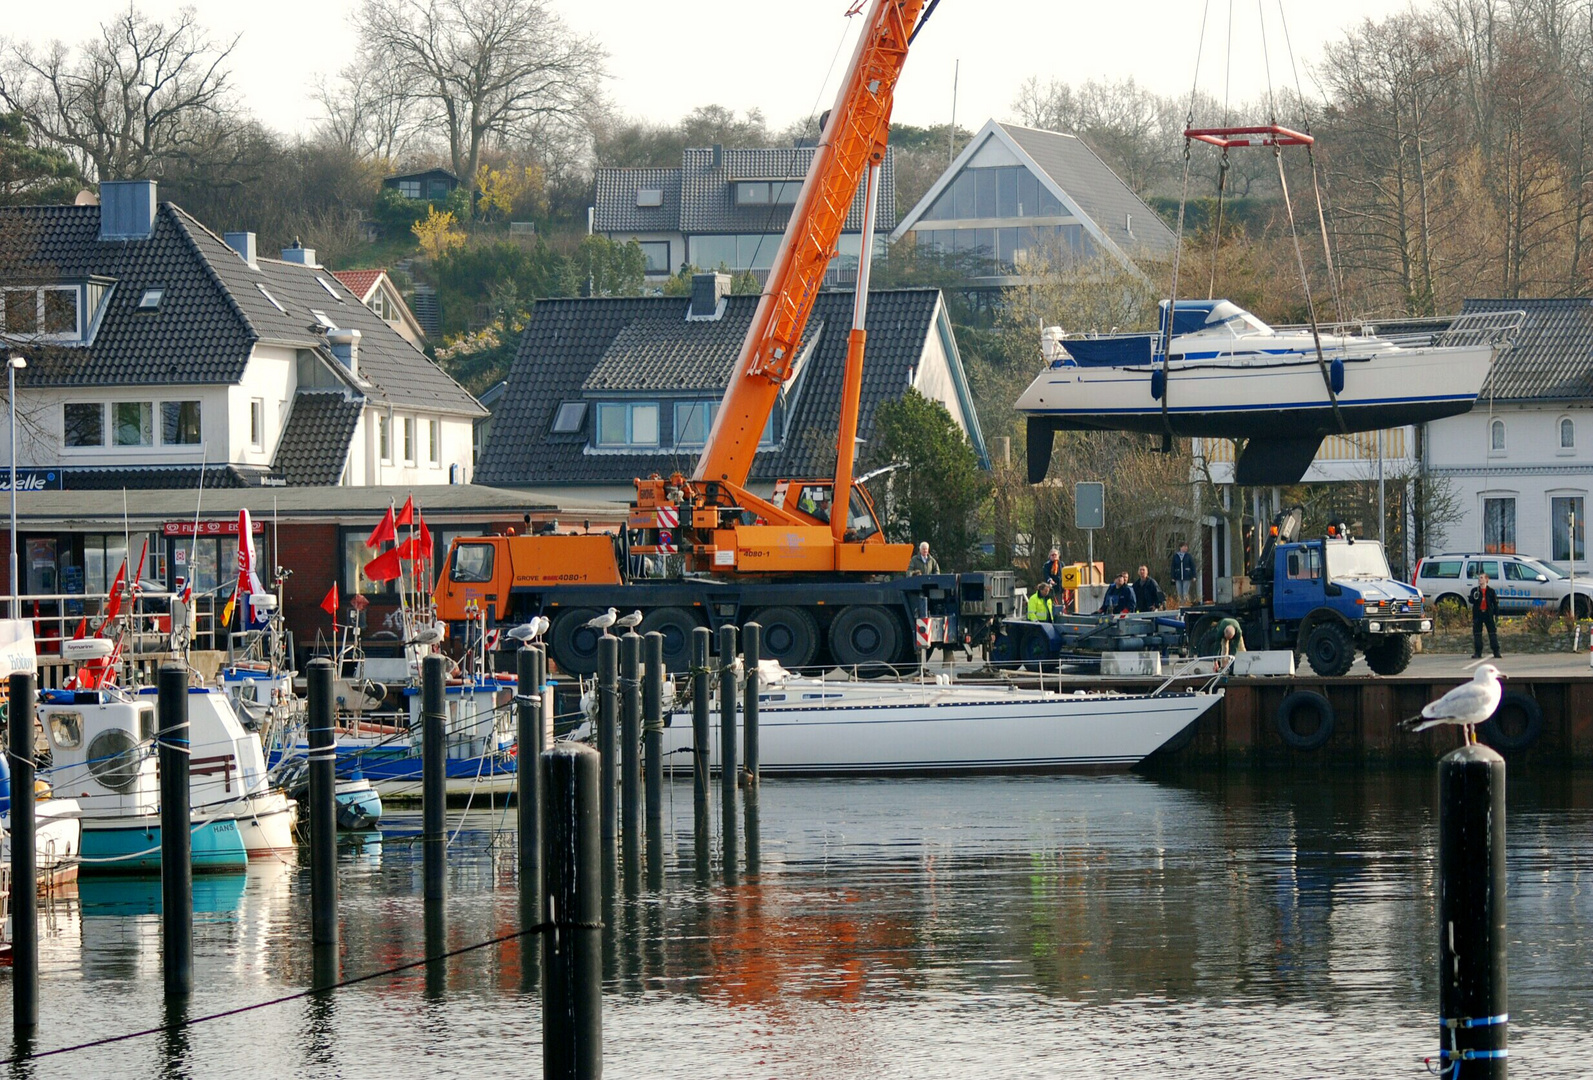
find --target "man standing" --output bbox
[1027,580,1056,621]
[1170,542,1197,605]
[908,541,940,576]
[1103,572,1135,614]
[1470,571,1502,659]
[1132,565,1165,612]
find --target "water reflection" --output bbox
[10,774,1593,1078]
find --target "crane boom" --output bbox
[693,0,925,487]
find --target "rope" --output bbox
[1207,150,1229,299]
[0,918,605,1066]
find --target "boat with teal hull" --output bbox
[79,815,249,875]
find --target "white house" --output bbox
[0,180,484,493]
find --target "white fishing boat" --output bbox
[608,664,1222,776]
[1017,300,1521,485]
[1,794,84,887]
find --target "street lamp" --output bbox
[8,352,25,620]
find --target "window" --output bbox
[403,416,416,463]
[1286,549,1322,580]
[1,286,80,340]
[345,533,392,596]
[310,309,337,330]
[674,401,717,447]
[1467,559,1501,580]
[48,713,82,750]
[256,283,287,314]
[427,178,451,199]
[137,288,164,312]
[428,419,441,465]
[4,289,37,334]
[638,241,670,274]
[450,543,495,583]
[1552,495,1586,561]
[1489,418,1505,453]
[1419,559,1462,580]
[1561,416,1576,451]
[596,402,659,447]
[636,188,664,207]
[161,401,202,445]
[112,402,153,447]
[398,180,422,199]
[1483,497,1516,554]
[378,411,391,462]
[1504,560,1541,582]
[249,398,264,450]
[64,403,104,447]
[551,401,587,433]
[735,181,771,206]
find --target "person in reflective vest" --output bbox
[1027,581,1056,621]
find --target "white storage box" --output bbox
[1102,651,1162,676]
[1231,650,1296,677]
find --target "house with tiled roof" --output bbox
[1424,299,1593,560]
[891,119,1177,284]
[332,268,427,349]
[594,144,896,284]
[0,179,484,494]
[476,273,984,503]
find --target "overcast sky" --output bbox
[8,1,1410,138]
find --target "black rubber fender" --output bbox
[1480,690,1544,753]
[1276,690,1335,752]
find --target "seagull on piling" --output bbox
[585,607,618,633]
[1401,664,1504,746]
[615,610,644,632]
[508,615,550,644]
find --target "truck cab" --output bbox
[1267,535,1429,676]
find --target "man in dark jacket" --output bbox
[1170,542,1197,605]
[1102,572,1135,614]
[1470,572,1502,659]
[1133,565,1165,612]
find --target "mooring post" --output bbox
[619,631,642,879]
[691,627,712,881]
[742,621,761,788]
[422,654,447,906]
[517,645,547,927]
[307,658,339,967]
[158,663,193,998]
[1435,743,1509,1078]
[718,624,739,882]
[643,631,665,888]
[542,743,603,1080]
[8,672,38,1032]
[598,635,619,867]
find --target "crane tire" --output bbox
[828,606,904,667]
[1276,690,1335,752]
[550,608,606,676]
[748,606,819,670]
[638,608,702,673]
[1479,691,1544,753]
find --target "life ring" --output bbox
[1479,691,1544,753]
[1276,690,1334,752]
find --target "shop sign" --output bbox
[0,470,60,492]
[162,519,266,537]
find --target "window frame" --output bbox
[136,287,164,313]
[378,410,392,463]
[672,400,717,448]
[403,415,416,464]
[1560,415,1576,455]
[111,400,154,448]
[249,397,265,451]
[594,401,660,448]
[638,240,670,274]
[256,283,287,314]
[1551,494,1587,562]
[1482,495,1517,554]
[551,401,587,434]
[428,418,441,465]
[1489,417,1506,455]
[161,400,202,446]
[1,285,82,342]
[63,402,105,448]
[397,180,422,199]
[315,277,345,303]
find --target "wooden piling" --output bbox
[8,672,37,1031]
[691,627,712,881]
[307,659,339,958]
[422,654,447,906]
[597,635,619,864]
[742,621,761,787]
[643,631,665,889]
[542,743,603,1080]
[517,645,547,926]
[619,631,642,880]
[718,624,738,883]
[158,663,193,997]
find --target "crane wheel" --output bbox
[828,606,903,667]
[550,608,606,676]
[748,606,818,669]
[638,608,702,673]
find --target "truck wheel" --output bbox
[1560,595,1593,619]
[828,606,903,667]
[550,608,606,676]
[749,606,818,669]
[1276,690,1335,751]
[639,608,702,673]
[1190,615,1219,656]
[1303,622,1354,677]
[1363,634,1414,676]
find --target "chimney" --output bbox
[224,231,258,270]
[280,237,317,267]
[687,272,732,321]
[97,179,157,241]
[712,143,723,169]
[328,328,361,375]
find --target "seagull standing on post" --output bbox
[585,607,618,634]
[1401,664,1504,746]
[615,610,643,632]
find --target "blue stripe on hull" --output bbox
[80,819,249,875]
[354,756,517,783]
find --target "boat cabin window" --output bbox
[451,543,495,583]
[1286,548,1322,581]
[1216,311,1273,336]
[49,711,83,749]
[139,706,155,742]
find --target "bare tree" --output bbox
[355,0,604,197]
[0,5,237,180]
[315,54,418,163]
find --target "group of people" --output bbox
[1027,542,1201,620]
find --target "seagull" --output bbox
[508,615,550,644]
[409,622,447,646]
[1401,664,1504,746]
[615,610,643,632]
[585,607,618,633]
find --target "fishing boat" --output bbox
[584,663,1222,776]
[1,785,84,888]
[1018,300,1521,486]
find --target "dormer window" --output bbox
[735,181,800,207]
[137,288,164,312]
[1,286,81,341]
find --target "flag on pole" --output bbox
[396,495,415,527]
[103,559,128,626]
[364,548,403,582]
[321,583,340,616]
[367,505,397,548]
[396,536,429,561]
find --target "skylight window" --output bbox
[136,288,164,312]
[551,401,587,433]
[310,309,338,330]
[256,283,287,313]
[316,277,345,302]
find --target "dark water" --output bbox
[5,769,1592,1078]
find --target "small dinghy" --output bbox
[1018,300,1521,485]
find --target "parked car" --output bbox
[1412,552,1593,616]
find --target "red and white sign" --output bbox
[656,507,679,529]
[915,617,947,648]
[657,529,676,553]
[163,520,266,537]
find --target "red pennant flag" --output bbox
[363,548,403,582]
[395,536,427,561]
[395,495,415,527]
[102,559,128,626]
[321,583,340,616]
[366,506,397,548]
[418,513,433,552]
